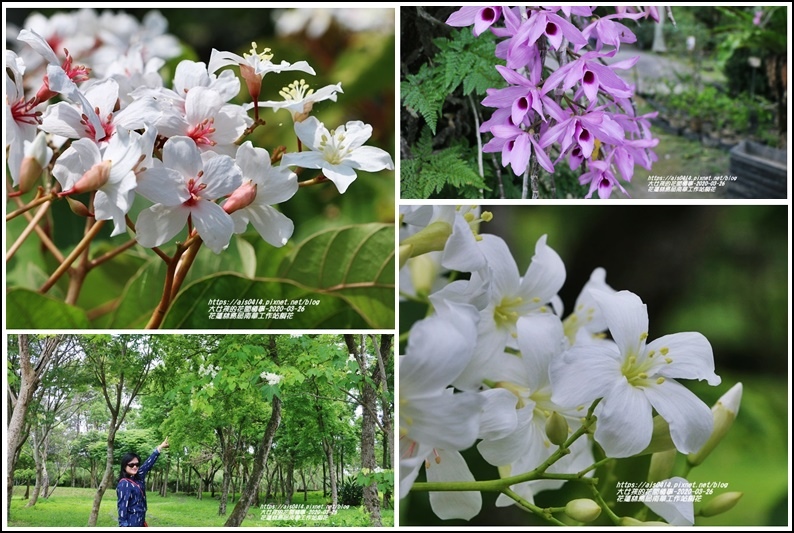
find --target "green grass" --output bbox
[8,487,394,527]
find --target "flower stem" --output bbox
[298,173,329,187]
[502,488,566,525]
[5,190,57,221]
[411,399,603,493]
[169,236,203,301]
[6,200,52,262]
[589,481,622,525]
[39,220,106,294]
[89,239,138,268]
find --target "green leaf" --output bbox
[161,274,368,329]
[6,289,91,329]
[107,258,167,329]
[278,223,394,327]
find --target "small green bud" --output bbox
[564,498,601,523]
[399,220,453,258]
[700,492,743,517]
[688,383,742,467]
[398,244,413,269]
[647,449,677,483]
[545,411,569,446]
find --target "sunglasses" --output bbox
[127,463,140,468]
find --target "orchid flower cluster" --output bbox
[399,205,744,525]
[5,9,393,327]
[446,6,663,199]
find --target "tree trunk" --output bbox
[26,431,43,508]
[224,396,282,527]
[348,334,382,526]
[7,335,64,514]
[323,440,338,509]
[87,426,117,527]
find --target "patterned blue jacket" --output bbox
[117,449,160,527]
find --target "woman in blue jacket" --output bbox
[117,438,168,527]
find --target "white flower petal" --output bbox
[40,102,85,139]
[402,393,482,451]
[593,379,653,457]
[644,477,695,525]
[135,204,189,248]
[550,343,622,408]
[593,289,649,359]
[401,310,478,397]
[427,449,481,521]
[441,214,487,273]
[162,136,202,179]
[478,388,519,440]
[191,200,235,254]
[136,167,190,206]
[200,154,241,199]
[235,204,294,247]
[516,314,565,391]
[643,379,714,454]
[519,234,566,304]
[292,116,324,150]
[647,332,721,385]
[321,164,357,194]
[347,145,394,172]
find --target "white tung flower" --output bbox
[550,289,721,458]
[280,116,394,194]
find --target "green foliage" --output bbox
[401,127,489,199]
[401,63,446,134]
[401,28,503,134]
[357,468,394,495]
[339,475,363,506]
[158,223,393,329]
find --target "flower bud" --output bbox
[223,180,258,215]
[399,221,453,259]
[687,383,742,467]
[545,411,569,446]
[17,132,53,194]
[407,252,441,298]
[700,492,742,517]
[240,64,263,103]
[65,196,93,218]
[398,244,413,269]
[58,160,112,197]
[564,498,601,523]
[647,449,677,483]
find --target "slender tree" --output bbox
[85,335,157,527]
[6,334,67,514]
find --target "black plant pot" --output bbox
[726,140,788,199]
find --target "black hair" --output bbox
[118,452,141,483]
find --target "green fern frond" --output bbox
[401,127,490,199]
[400,63,446,134]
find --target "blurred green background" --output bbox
[400,205,789,526]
